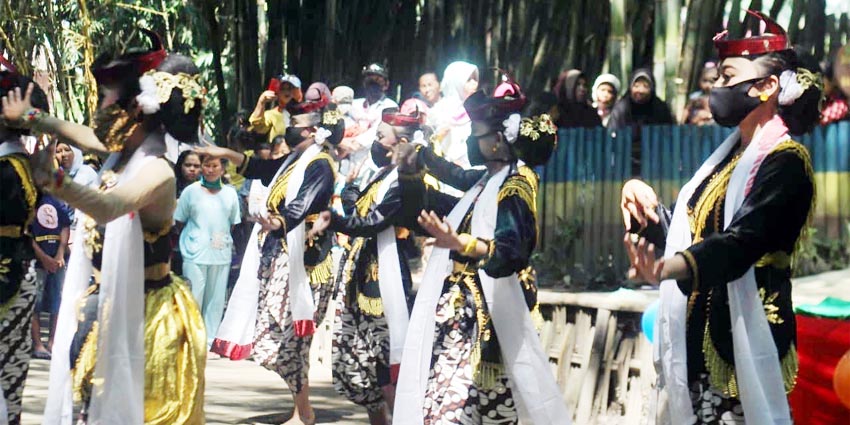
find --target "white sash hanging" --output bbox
[212,154,296,358]
[44,136,162,425]
[285,143,323,329]
[373,168,409,368]
[657,116,793,424]
[395,164,570,424]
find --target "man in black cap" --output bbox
[343,63,398,186]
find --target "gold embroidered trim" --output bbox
[357,292,384,317]
[143,225,170,244]
[703,310,799,397]
[72,320,99,403]
[354,180,382,217]
[690,152,743,244]
[478,361,505,390]
[0,226,22,238]
[755,251,792,269]
[771,140,816,269]
[266,164,296,215]
[498,175,537,216]
[1,155,37,228]
[308,253,335,286]
[759,287,785,324]
[266,153,338,215]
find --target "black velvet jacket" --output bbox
[0,152,37,306]
[400,146,541,365]
[332,167,420,313]
[247,150,335,268]
[654,139,814,396]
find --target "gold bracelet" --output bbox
[460,233,478,256]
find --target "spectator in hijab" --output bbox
[821,60,849,125]
[607,68,674,130]
[55,141,97,188]
[430,61,479,169]
[592,73,621,126]
[552,69,601,128]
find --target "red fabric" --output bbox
[294,320,315,338]
[714,10,789,58]
[821,97,849,125]
[390,363,401,384]
[790,314,850,424]
[209,338,253,361]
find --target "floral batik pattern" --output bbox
[253,249,333,393]
[331,270,390,413]
[688,373,745,425]
[422,281,518,425]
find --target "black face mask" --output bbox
[371,141,392,168]
[284,128,308,148]
[466,135,487,167]
[709,78,764,127]
[364,81,384,100]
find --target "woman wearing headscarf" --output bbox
[552,69,601,128]
[429,61,479,169]
[198,91,344,425]
[592,73,621,126]
[607,68,674,130]
[393,78,570,424]
[3,32,207,424]
[620,11,819,424]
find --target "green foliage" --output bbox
[531,217,623,290]
[793,224,850,277]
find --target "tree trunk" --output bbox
[203,0,230,143]
[264,0,285,84]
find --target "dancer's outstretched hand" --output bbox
[623,234,664,285]
[1,83,35,126]
[417,210,462,251]
[621,179,659,231]
[307,211,331,239]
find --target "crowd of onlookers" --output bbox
[30,57,850,358]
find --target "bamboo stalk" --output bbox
[77,0,97,124]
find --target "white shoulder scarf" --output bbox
[372,168,409,372]
[44,135,163,425]
[395,164,570,424]
[285,143,324,333]
[212,154,296,359]
[657,115,793,424]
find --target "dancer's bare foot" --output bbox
[282,411,315,425]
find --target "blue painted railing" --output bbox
[538,121,850,280]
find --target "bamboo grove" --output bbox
[1,0,848,144]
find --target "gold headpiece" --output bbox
[322,109,343,126]
[141,70,206,114]
[519,114,557,141]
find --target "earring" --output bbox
[491,146,499,152]
[759,93,769,102]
